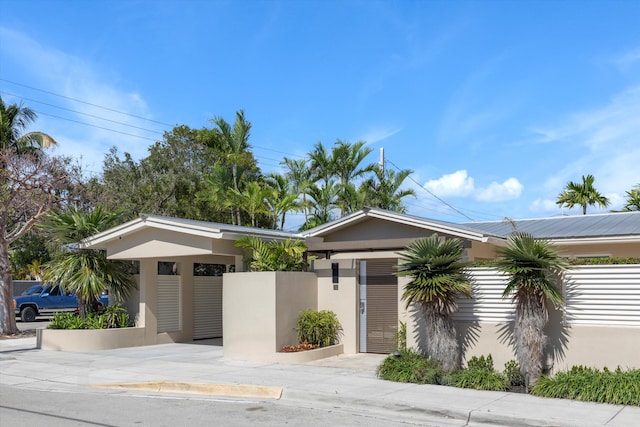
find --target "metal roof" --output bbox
[462,212,640,239]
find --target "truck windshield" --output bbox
[22,285,44,295]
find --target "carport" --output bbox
[84,214,298,346]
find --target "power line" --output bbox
[0,77,174,127]
[386,159,475,221]
[33,110,157,142]
[1,90,165,135]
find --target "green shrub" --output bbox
[296,310,343,347]
[98,304,131,328]
[451,368,509,391]
[49,312,85,329]
[531,366,640,406]
[467,354,495,370]
[48,304,131,330]
[504,360,525,387]
[377,348,444,384]
[450,355,509,391]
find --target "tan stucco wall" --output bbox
[555,242,640,258]
[37,327,146,351]
[222,271,317,361]
[315,258,358,353]
[454,321,640,372]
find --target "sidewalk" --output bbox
[1,337,638,426]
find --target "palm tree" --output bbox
[206,110,258,225]
[397,236,472,372]
[235,236,307,271]
[303,181,339,230]
[495,232,568,389]
[226,181,273,227]
[361,167,416,212]
[308,141,334,186]
[623,184,640,211]
[331,140,375,186]
[265,173,300,230]
[281,157,313,224]
[556,174,610,215]
[1,97,56,155]
[40,206,136,318]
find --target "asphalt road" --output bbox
[0,385,424,427]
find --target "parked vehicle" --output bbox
[13,284,109,322]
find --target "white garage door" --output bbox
[193,276,223,339]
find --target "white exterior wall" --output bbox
[450,265,640,371]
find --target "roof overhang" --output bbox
[301,207,493,243]
[83,214,301,260]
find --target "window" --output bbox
[193,263,226,277]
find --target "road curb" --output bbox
[91,381,283,399]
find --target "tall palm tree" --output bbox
[495,232,568,389]
[361,167,416,212]
[303,181,339,230]
[331,140,375,186]
[281,157,313,224]
[206,110,257,225]
[265,173,300,230]
[397,236,472,372]
[40,206,136,318]
[226,181,273,227]
[556,174,610,215]
[308,141,334,186]
[1,97,56,155]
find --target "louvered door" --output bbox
[360,259,398,354]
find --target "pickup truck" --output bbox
[13,284,109,322]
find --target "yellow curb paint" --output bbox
[91,382,282,399]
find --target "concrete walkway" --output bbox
[1,337,638,426]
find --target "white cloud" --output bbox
[529,198,559,215]
[476,178,523,202]
[537,86,640,197]
[359,127,403,145]
[424,170,523,202]
[424,170,475,197]
[0,27,159,172]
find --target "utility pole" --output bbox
[379,147,384,174]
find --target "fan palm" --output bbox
[397,236,472,372]
[495,232,568,389]
[1,97,56,155]
[556,174,609,215]
[40,206,136,318]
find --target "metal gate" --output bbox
[193,276,223,339]
[359,259,398,354]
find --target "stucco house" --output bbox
[43,208,640,370]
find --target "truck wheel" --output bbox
[20,306,37,322]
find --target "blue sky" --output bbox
[1,0,639,227]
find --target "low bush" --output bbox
[47,304,131,330]
[531,366,640,406]
[504,360,525,387]
[377,348,444,384]
[296,310,343,347]
[450,355,509,391]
